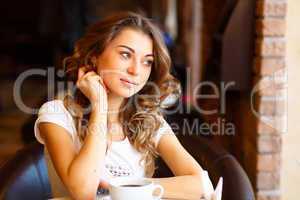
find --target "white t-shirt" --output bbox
[34,99,174,197]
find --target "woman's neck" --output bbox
[107,93,125,124]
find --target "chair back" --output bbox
[154,136,255,200]
[0,142,52,200]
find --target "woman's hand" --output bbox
[98,180,110,190]
[76,66,109,111]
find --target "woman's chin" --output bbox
[109,88,138,98]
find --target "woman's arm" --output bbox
[39,107,107,200]
[150,133,206,200]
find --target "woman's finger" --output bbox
[77,71,96,83]
[90,74,109,93]
[98,77,109,93]
[77,66,89,80]
[81,71,97,80]
[99,181,110,189]
[77,67,110,95]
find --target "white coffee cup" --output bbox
[109,177,164,200]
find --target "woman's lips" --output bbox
[120,78,138,88]
[120,78,138,85]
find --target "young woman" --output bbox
[35,12,206,200]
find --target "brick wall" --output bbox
[183,0,287,198]
[253,0,287,199]
[207,0,288,199]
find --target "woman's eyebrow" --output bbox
[117,45,154,57]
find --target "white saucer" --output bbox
[97,195,161,200]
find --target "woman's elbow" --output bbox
[66,169,99,199]
[67,180,98,200]
[69,186,97,200]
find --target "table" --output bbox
[50,197,174,200]
[49,171,222,200]
[50,196,179,200]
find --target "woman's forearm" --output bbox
[151,175,205,200]
[67,110,108,199]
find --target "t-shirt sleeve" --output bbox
[154,115,175,148]
[34,100,76,144]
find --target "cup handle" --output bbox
[152,184,164,200]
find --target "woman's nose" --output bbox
[127,62,140,75]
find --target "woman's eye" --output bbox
[120,52,131,59]
[144,60,153,67]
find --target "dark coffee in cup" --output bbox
[119,184,145,187]
[109,177,164,200]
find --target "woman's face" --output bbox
[95,28,154,98]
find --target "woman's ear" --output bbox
[91,56,98,69]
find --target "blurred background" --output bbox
[0,0,298,199]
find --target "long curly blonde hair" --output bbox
[62,11,181,177]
